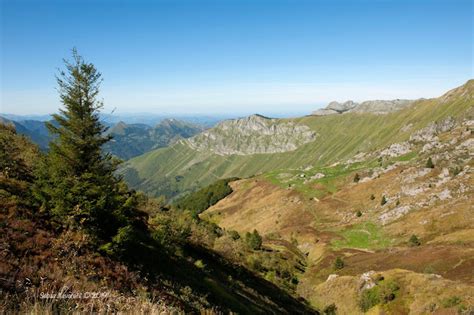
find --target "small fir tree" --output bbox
[34,49,138,239]
[426,157,435,169]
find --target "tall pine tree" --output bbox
[35,49,137,239]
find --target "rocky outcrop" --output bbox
[379,142,412,158]
[314,101,358,115]
[183,114,317,155]
[312,99,415,116]
[409,117,456,144]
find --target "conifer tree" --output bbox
[34,49,137,239]
[426,157,435,169]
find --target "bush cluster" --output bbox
[359,279,400,311]
[174,177,238,217]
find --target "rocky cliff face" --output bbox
[183,114,316,155]
[312,99,415,116]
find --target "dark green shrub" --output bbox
[353,173,360,183]
[381,195,387,206]
[441,296,462,308]
[99,224,148,260]
[409,234,421,246]
[378,280,399,303]
[426,157,435,168]
[149,211,191,247]
[334,257,344,270]
[173,177,238,216]
[229,230,241,240]
[356,210,362,217]
[359,286,380,311]
[323,303,337,315]
[245,229,263,250]
[359,280,400,311]
[246,255,263,271]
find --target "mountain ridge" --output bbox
[182,114,316,155]
[122,80,474,199]
[312,99,415,116]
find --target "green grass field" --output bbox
[331,221,392,250]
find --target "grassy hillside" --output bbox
[200,116,474,313]
[0,123,318,314]
[122,80,474,199]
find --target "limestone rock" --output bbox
[380,142,411,157]
[184,114,317,155]
[312,99,414,116]
[359,271,376,290]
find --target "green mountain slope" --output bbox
[104,118,203,159]
[122,80,474,199]
[0,116,52,150]
[0,122,317,314]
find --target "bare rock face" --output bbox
[327,101,358,113]
[312,99,415,116]
[380,142,412,157]
[183,114,317,155]
[409,117,456,144]
[352,99,414,114]
[312,101,357,115]
[379,205,411,225]
[359,271,376,290]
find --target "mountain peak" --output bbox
[248,113,271,119]
[184,114,316,155]
[312,99,415,116]
[438,79,474,103]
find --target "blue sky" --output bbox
[1,0,472,116]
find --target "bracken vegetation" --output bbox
[0,50,317,314]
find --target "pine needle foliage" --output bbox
[34,49,139,240]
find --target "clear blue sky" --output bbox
[1,0,472,116]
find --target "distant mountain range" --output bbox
[0,116,204,160]
[1,113,228,129]
[0,116,53,150]
[103,119,204,160]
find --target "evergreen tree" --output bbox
[34,49,138,239]
[426,157,435,169]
